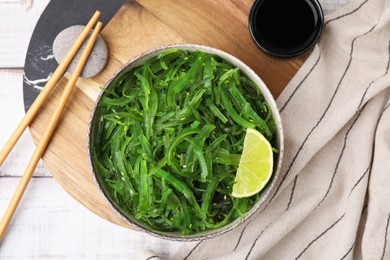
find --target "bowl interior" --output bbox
[88,44,284,241]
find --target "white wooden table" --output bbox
[0,1,349,259]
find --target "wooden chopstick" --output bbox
[0,20,103,242]
[0,10,101,166]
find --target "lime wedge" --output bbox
[232,128,274,198]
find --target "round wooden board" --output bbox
[29,0,307,229]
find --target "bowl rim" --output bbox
[87,43,284,241]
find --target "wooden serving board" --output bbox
[29,0,307,229]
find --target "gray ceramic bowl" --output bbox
[87,44,284,241]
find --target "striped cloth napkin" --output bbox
[134,0,390,258]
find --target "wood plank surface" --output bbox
[26,0,309,229]
[0,0,50,67]
[0,178,181,259]
[0,0,350,258]
[0,69,49,177]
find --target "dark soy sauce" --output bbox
[250,0,323,57]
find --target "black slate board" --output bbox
[23,0,126,112]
